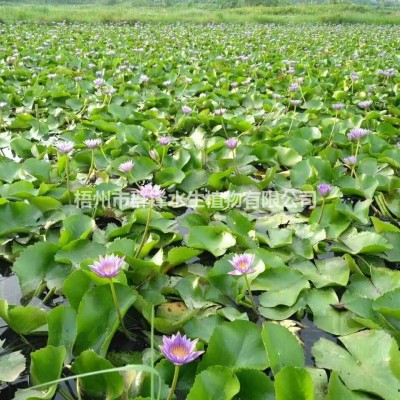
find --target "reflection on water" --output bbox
[300,314,337,366]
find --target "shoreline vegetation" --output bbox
[0,4,400,24]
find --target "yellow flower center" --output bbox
[238,261,248,271]
[170,345,188,358]
[103,263,115,274]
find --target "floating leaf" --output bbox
[187,226,236,257]
[312,330,400,399]
[186,366,240,400]
[71,350,124,399]
[261,322,305,375]
[199,320,269,371]
[75,284,137,356]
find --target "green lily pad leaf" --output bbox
[187,226,236,257]
[326,372,373,400]
[71,350,124,399]
[183,315,225,343]
[261,322,305,375]
[129,157,158,182]
[66,98,83,111]
[294,127,322,141]
[167,247,202,267]
[59,214,96,246]
[11,138,34,158]
[0,201,42,236]
[384,193,400,218]
[312,330,400,400]
[371,217,400,233]
[29,196,62,212]
[175,275,211,308]
[126,258,161,285]
[12,386,52,399]
[291,257,350,288]
[372,288,400,330]
[55,240,105,265]
[199,320,269,371]
[275,146,302,167]
[259,293,307,321]
[9,114,35,130]
[337,230,392,254]
[5,181,39,199]
[290,159,314,188]
[380,232,400,262]
[309,202,351,239]
[75,284,137,356]
[307,368,328,400]
[258,268,310,308]
[134,208,174,234]
[307,289,364,335]
[0,349,26,383]
[291,237,314,259]
[13,345,66,400]
[47,306,77,365]
[235,369,275,400]
[107,238,137,257]
[208,168,235,190]
[31,345,66,385]
[217,306,249,322]
[336,175,379,199]
[136,295,199,334]
[155,167,185,187]
[13,241,67,297]
[263,228,293,248]
[24,158,51,182]
[335,199,372,225]
[373,288,400,314]
[226,209,258,249]
[0,299,47,335]
[87,120,118,133]
[108,103,130,121]
[0,159,21,183]
[63,269,92,310]
[177,170,209,193]
[274,366,314,400]
[371,266,400,294]
[186,365,240,400]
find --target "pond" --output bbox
[0,20,399,400]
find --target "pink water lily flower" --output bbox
[89,254,125,278]
[160,332,204,366]
[228,254,256,275]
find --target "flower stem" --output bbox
[85,149,95,185]
[109,280,134,341]
[232,149,240,177]
[65,156,72,205]
[328,112,338,146]
[221,119,228,138]
[354,139,361,160]
[135,202,152,258]
[288,110,296,134]
[244,274,257,313]
[100,146,109,163]
[317,197,325,224]
[150,305,155,400]
[161,146,167,165]
[76,378,82,400]
[167,365,180,400]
